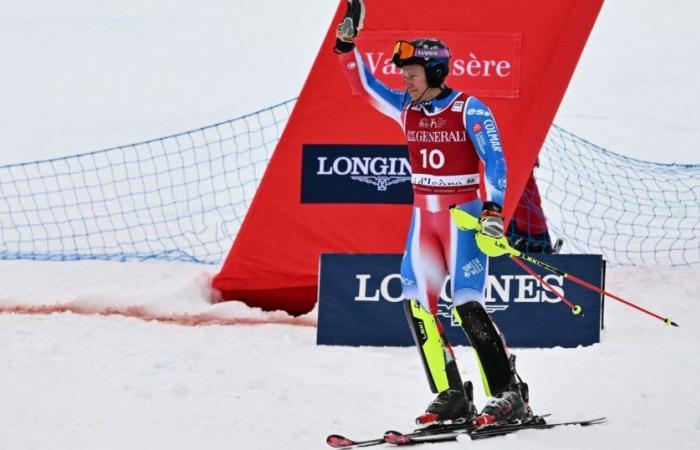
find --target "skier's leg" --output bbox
[445,198,508,395]
[453,291,531,421]
[449,199,531,421]
[403,299,463,394]
[401,207,471,423]
[452,301,513,396]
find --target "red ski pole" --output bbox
[449,207,679,327]
[516,252,678,327]
[509,254,582,315]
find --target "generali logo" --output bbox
[355,31,522,99]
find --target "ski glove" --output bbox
[334,0,365,54]
[480,202,504,239]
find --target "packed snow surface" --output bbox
[1,262,699,449]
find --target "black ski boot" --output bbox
[480,381,532,423]
[477,354,534,425]
[416,381,477,426]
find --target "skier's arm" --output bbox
[464,96,507,207]
[337,50,408,125]
[333,0,406,125]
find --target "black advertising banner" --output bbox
[317,253,605,348]
[301,144,413,204]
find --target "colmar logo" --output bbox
[483,119,503,152]
[472,119,503,152]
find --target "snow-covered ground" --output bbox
[1,1,699,449]
[1,262,698,449]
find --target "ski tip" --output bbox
[582,417,608,425]
[326,434,354,448]
[665,317,679,327]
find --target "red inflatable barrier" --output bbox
[213,0,603,315]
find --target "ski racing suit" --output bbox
[339,48,517,399]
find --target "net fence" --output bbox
[537,125,699,266]
[0,100,697,266]
[0,100,295,264]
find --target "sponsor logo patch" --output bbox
[467,108,491,117]
[462,258,485,278]
[406,130,468,143]
[451,100,465,112]
[429,117,448,129]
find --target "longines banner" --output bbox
[301,144,413,204]
[317,254,605,348]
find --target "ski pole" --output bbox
[449,207,582,314]
[514,251,678,327]
[449,207,678,327]
[508,252,582,315]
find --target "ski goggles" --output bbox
[392,40,451,66]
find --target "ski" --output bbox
[326,415,605,448]
[468,416,606,440]
[327,419,478,449]
[386,416,605,445]
[326,434,385,449]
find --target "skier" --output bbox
[333,0,532,426]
